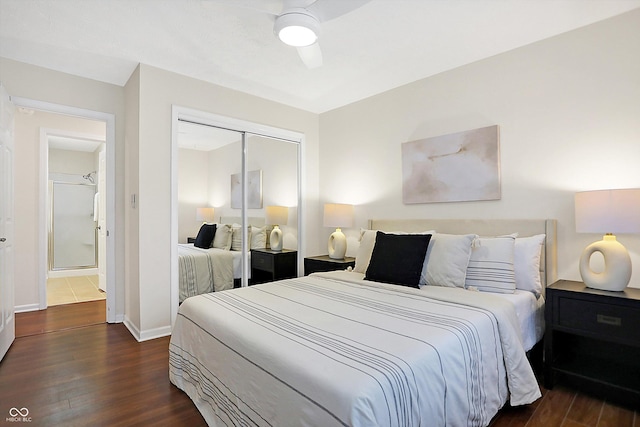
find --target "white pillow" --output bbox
[354,229,377,273]
[250,226,267,249]
[231,226,252,251]
[514,234,545,296]
[465,235,516,294]
[212,224,233,250]
[421,233,476,288]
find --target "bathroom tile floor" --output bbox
[47,275,106,306]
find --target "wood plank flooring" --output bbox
[1,302,637,426]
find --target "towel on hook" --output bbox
[93,192,99,221]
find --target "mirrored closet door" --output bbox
[175,113,301,306]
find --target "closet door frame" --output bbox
[170,106,304,327]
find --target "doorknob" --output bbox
[0,237,5,242]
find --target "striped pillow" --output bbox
[465,235,516,294]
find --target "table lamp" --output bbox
[323,203,354,259]
[575,188,640,291]
[196,207,215,223]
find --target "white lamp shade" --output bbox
[266,206,288,226]
[196,207,215,223]
[323,203,354,228]
[575,188,640,291]
[575,189,640,234]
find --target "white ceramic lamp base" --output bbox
[328,228,346,259]
[270,225,283,251]
[579,234,631,291]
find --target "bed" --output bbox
[170,218,557,426]
[178,217,270,302]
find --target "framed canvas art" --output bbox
[402,125,500,204]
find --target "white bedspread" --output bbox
[177,244,235,302]
[169,273,540,427]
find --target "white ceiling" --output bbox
[1,0,639,114]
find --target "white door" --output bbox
[98,149,106,292]
[0,83,15,361]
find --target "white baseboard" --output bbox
[123,316,171,342]
[15,303,41,313]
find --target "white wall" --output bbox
[49,148,97,176]
[178,147,211,243]
[319,9,640,286]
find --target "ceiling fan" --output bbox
[272,0,371,68]
[209,0,371,69]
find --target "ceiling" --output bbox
[1,0,639,114]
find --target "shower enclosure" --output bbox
[49,180,97,271]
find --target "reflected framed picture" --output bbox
[231,169,263,209]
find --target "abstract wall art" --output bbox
[401,125,500,204]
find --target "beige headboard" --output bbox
[368,219,558,293]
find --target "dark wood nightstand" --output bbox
[544,280,640,408]
[187,237,196,243]
[251,248,297,284]
[304,255,355,276]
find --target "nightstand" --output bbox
[187,237,196,244]
[544,280,640,408]
[304,255,355,276]
[251,248,297,284]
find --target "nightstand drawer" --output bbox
[556,296,640,344]
[252,251,274,271]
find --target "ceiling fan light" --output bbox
[274,11,320,47]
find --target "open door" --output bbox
[0,83,15,361]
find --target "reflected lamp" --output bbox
[323,203,354,259]
[575,188,640,291]
[266,206,288,251]
[196,207,215,223]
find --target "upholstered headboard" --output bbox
[220,216,266,227]
[368,219,558,293]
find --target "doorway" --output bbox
[46,129,106,307]
[11,97,116,322]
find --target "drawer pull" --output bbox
[596,314,621,326]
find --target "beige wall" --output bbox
[319,9,640,286]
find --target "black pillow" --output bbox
[194,223,216,249]
[365,231,431,288]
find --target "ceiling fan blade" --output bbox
[297,43,323,69]
[306,0,371,23]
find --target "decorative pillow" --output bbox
[365,232,432,288]
[514,234,545,296]
[421,233,476,288]
[231,226,251,251]
[212,224,233,250]
[465,235,516,294]
[194,223,216,249]
[250,226,267,249]
[355,229,435,274]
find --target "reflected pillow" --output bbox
[194,223,216,249]
[251,226,267,249]
[231,226,251,251]
[365,232,431,288]
[212,224,233,250]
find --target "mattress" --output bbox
[169,272,540,426]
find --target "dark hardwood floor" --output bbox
[1,301,636,426]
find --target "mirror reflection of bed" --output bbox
[176,121,300,302]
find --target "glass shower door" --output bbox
[50,182,97,270]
